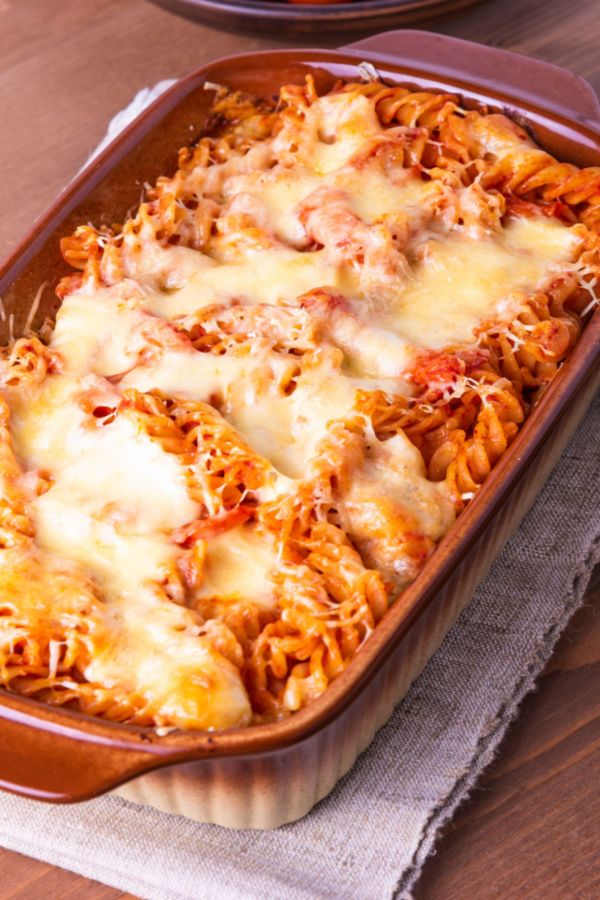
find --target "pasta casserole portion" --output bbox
[0,77,598,730]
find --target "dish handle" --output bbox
[0,694,187,803]
[342,30,600,126]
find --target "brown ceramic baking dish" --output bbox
[0,30,599,830]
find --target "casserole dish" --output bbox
[0,29,598,829]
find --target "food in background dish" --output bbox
[286,0,348,6]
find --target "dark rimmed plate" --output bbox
[1,29,599,830]
[147,0,485,38]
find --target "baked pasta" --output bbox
[0,77,599,731]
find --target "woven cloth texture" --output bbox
[0,85,598,900]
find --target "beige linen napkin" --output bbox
[0,86,598,899]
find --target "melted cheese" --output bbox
[0,85,587,732]
[8,376,250,728]
[10,377,192,620]
[376,216,580,348]
[342,167,435,225]
[144,247,343,318]
[273,92,384,175]
[359,433,454,542]
[121,191,579,364]
[120,346,360,480]
[194,524,278,611]
[51,289,145,375]
[10,376,197,543]
[225,165,434,246]
[468,113,538,158]
[83,592,251,729]
[120,347,254,402]
[339,431,455,585]
[226,359,359,479]
[224,168,321,246]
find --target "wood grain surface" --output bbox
[0,0,599,897]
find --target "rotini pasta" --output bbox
[1,76,598,730]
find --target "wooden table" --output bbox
[1,1,599,896]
